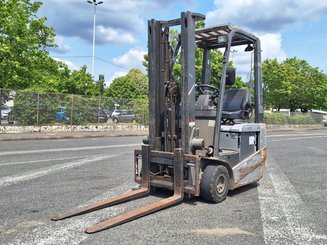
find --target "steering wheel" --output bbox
[195,84,219,97]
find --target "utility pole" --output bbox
[87,0,103,78]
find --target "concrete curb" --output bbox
[0,124,326,141]
[265,124,326,131]
[0,125,149,141]
[0,131,147,141]
[0,124,149,133]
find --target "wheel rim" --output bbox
[216,174,226,194]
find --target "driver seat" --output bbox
[222,88,251,120]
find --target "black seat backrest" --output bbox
[222,88,250,120]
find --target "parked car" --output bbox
[103,109,113,118]
[56,106,109,123]
[322,118,327,127]
[7,110,15,124]
[93,109,109,123]
[112,109,135,123]
[1,106,11,120]
[55,106,69,123]
[111,109,121,118]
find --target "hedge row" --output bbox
[264,113,318,125]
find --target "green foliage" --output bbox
[67,95,99,125]
[95,74,105,95]
[264,113,316,125]
[0,0,57,89]
[263,113,288,124]
[13,90,61,125]
[167,37,228,87]
[142,25,244,89]
[12,90,37,125]
[125,68,148,96]
[104,69,147,99]
[263,57,327,111]
[0,89,11,107]
[105,76,141,99]
[133,98,149,124]
[0,0,99,97]
[55,65,97,96]
[13,90,107,125]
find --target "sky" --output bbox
[38,0,327,85]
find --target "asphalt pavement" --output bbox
[0,130,327,244]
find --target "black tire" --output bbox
[113,118,118,123]
[200,165,229,203]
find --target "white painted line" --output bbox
[0,156,84,166]
[258,158,327,244]
[267,133,327,138]
[0,143,140,156]
[306,147,326,155]
[9,181,135,245]
[268,135,327,142]
[0,155,118,187]
[0,153,120,166]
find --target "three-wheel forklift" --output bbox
[52,11,267,233]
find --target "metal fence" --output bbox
[1,89,325,126]
[0,89,149,126]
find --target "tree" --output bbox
[55,65,97,96]
[0,0,57,90]
[262,59,291,110]
[95,74,105,96]
[104,76,142,100]
[125,68,148,96]
[104,69,147,99]
[263,57,327,111]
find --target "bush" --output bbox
[13,91,108,125]
[133,98,149,124]
[10,89,151,126]
[13,90,62,125]
[264,113,316,125]
[287,115,315,125]
[264,113,288,124]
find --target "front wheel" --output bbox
[113,118,118,123]
[200,165,229,203]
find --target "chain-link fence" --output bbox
[0,89,149,126]
[1,89,326,126]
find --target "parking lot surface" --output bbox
[0,131,326,244]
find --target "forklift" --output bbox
[51,11,267,233]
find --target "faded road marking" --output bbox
[258,158,327,244]
[191,227,253,236]
[16,220,45,228]
[267,133,327,138]
[0,155,118,187]
[268,135,327,143]
[306,146,326,155]
[9,181,134,245]
[0,156,84,166]
[0,143,140,156]
[0,153,118,166]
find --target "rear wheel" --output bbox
[200,165,229,203]
[113,118,118,123]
